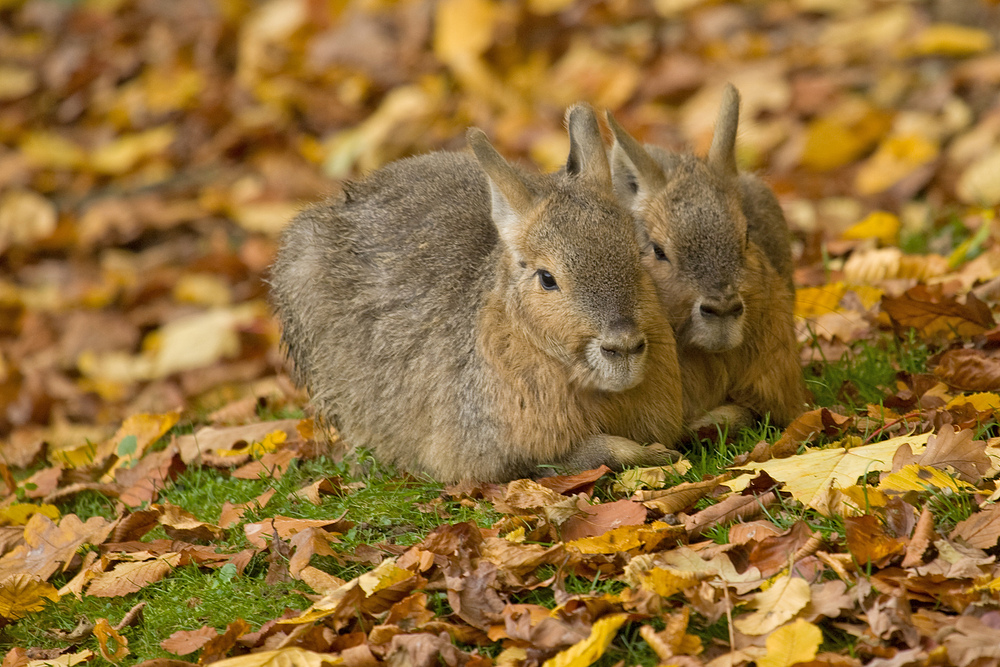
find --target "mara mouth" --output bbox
[580,338,648,392]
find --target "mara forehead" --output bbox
[530,189,637,248]
[648,180,743,241]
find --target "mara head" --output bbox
[467,105,657,393]
[607,84,751,353]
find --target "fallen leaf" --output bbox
[951,504,1000,550]
[86,553,181,597]
[910,24,993,57]
[934,349,1000,392]
[93,617,129,663]
[757,619,822,667]
[882,286,994,340]
[841,211,900,246]
[733,575,811,636]
[844,515,906,568]
[0,574,60,620]
[542,613,628,667]
[160,626,219,656]
[731,433,931,512]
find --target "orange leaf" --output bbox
[881,285,994,340]
[93,618,129,663]
[86,554,180,597]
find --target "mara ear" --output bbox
[564,103,613,188]
[467,128,534,249]
[605,110,666,209]
[707,83,740,179]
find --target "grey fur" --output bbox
[270,107,682,482]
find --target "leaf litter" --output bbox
[4,0,1000,665]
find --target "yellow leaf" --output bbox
[757,619,822,667]
[732,433,931,513]
[795,283,847,319]
[173,273,232,307]
[0,64,37,100]
[879,464,976,494]
[638,568,701,597]
[733,575,811,636]
[205,647,344,667]
[94,617,129,663]
[613,460,692,493]
[0,503,60,526]
[0,574,60,620]
[219,429,286,458]
[957,147,1000,207]
[48,439,100,468]
[566,522,680,555]
[528,0,574,14]
[947,392,1000,411]
[497,647,529,666]
[800,109,890,172]
[90,126,175,175]
[543,613,629,667]
[434,0,496,65]
[20,131,87,170]
[855,135,939,196]
[841,211,901,246]
[838,484,890,513]
[0,189,57,251]
[26,649,93,667]
[357,558,413,596]
[143,66,204,113]
[911,24,992,57]
[504,526,526,543]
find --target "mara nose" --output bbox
[700,296,744,319]
[601,319,647,359]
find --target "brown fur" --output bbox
[607,84,805,431]
[270,105,682,482]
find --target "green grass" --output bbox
[1,447,501,659]
[803,330,931,411]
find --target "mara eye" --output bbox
[537,270,559,291]
[652,243,669,262]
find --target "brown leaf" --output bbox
[160,626,218,656]
[747,521,816,579]
[635,477,723,515]
[934,349,1000,392]
[196,618,251,664]
[156,503,224,542]
[950,503,1000,549]
[902,507,936,568]
[218,489,275,529]
[86,554,181,597]
[891,424,989,483]
[116,446,185,508]
[943,615,1000,666]
[882,285,995,340]
[685,491,779,538]
[230,447,298,480]
[109,509,162,544]
[0,514,113,580]
[288,527,339,578]
[844,515,906,568]
[385,591,436,629]
[444,560,505,631]
[293,478,343,505]
[243,515,352,549]
[560,498,647,542]
[534,466,612,495]
[772,408,853,454]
